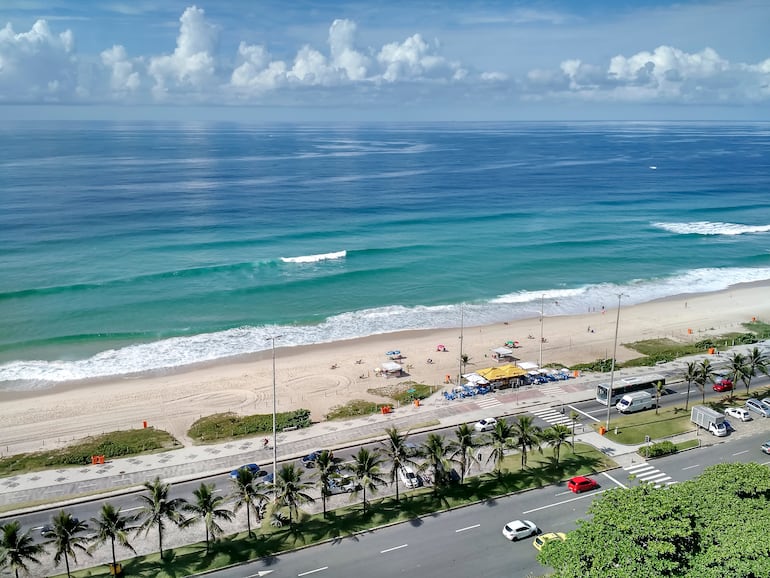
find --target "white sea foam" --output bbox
[2,266,770,389]
[652,221,770,236]
[280,250,347,263]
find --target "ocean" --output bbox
[2,121,770,390]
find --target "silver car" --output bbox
[746,398,770,418]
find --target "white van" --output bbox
[615,391,654,413]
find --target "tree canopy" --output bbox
[539,462,770,577]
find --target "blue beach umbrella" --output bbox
[386,350,401,356]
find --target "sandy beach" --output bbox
[1,282,768,457]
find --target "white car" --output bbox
[327,476,358,495]
[399,466,421,488]
[502,519,539,541]
[725,407,752,422]
[474,417,498,432]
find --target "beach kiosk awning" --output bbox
[492,347,514,356]
[518,361,539,371]
[381,361,403,374]
[462,372,489,385]
[477,364,528,381]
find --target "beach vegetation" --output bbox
[270,464,315,526]
[367,380,434,404]
[182,482,234,553]
[312,449,339,518]
[485,418,514,475]
[539,463,770,577]
[187,409,311,443]
[229,467,269,535]
[348,447,386,514]
[447,423,480,484]
[540,424,573,466]
[0,428,178,477]
[379,427,417,502]
[510,415,543,468]
[639,440,677,458]
[324,399,384,419]
[47,442,612,578]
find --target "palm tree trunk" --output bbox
[685,383,691,411]
[246,507,252,536]
[111,537,117,570]
[322,493,327,518]
[158,527,164,560]
[395,477,400,502]
[64,551,71,578]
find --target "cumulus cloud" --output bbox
[376,34,465,82]
[0,19,78,102]
[101,45,141,95]
[147,5,218,98]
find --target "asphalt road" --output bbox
[205,430,770,578]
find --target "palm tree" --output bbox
[350,447,386,513]
[272,463,315,526]
[448,423,479,484]
[696,359,715,404]
[486,419,513,474]
[540,424,572,465]
[379,427,414,503]
[43,510,91,578]
[230,466,268,536]
[313,449,339,518]
[743,346,769,395]
[683,361,698,411]
[183,482,234,553]
[724,352,748,402]
[88,503,135,574]
[422,433,452,492]
[654,380,666,414]
[510,415,542,468]
[135,477,188,560]
[1,520,43,578]
[460,353,471,372]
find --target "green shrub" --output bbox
[325,399,388,420]
[187,410,311,443]
[640,440,677,458]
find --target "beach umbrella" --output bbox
[386,350,401,356]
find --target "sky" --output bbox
[0,0,768,121]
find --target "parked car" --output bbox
[746,398,770,418]
[533,532,567,551]
[230,463,261,479]
[725,407,752,422]
[762,441,770,455]
[712,378,733,392]
[327,476,359,494]
[567,475,599,493]
[474,417,498,432]
[399,465,421,488]
[302,449,332,468]
[502,519,539,541]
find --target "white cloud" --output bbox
[147,5,218,98]
[101,45,141,94]
[376,33,464,82]
[0,19,78,102]
[328,19,369,81]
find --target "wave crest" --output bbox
[652,221,770,236]
[280,250,347,264]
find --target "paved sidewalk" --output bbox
[0,366,695,515]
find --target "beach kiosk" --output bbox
[381,361,404,377]
[491,346,517,362]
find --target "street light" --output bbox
[266,334,283,479]
[539,294,544,368]
[457,304,464,387]
[604,294,626,432]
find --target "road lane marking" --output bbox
[455,524,480,533]
[123,507,143,512]
[246,571,273,577]
[682,464,700,470]
[298,567,328,576]
[568,405,600,422]
[381,544,408,553]
[733,450,749,456]
[522,491,606,514]
[553,490,572,496]
[601,471,628,489]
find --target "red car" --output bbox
[567,476,599,493]
[713,378,733,392]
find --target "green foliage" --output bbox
[187,410,311,442]
[640,440,677,458]
[571,358,615,372]
[325,399,387,420]
[0,429,178,476]
[539,462,770,577]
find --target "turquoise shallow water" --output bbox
[1,121,770,388]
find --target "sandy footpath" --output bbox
[1,283,768,457]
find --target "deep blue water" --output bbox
[2,121,770,388]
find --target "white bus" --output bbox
[596,374,666,406]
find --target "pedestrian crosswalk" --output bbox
[624,462,677,488]
[537,385,564,396]
[476,396,502,410]
[530,407,575,427]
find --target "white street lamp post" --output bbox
[539,295,544,368]
[604,294,625,432]
[266,335,283,479]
